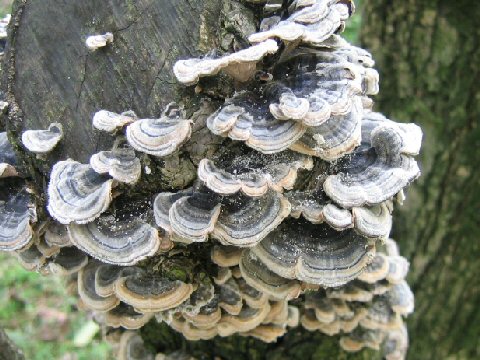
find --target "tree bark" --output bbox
[361,1,480,359]
[0,328,24,360]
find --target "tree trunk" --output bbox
[2,0,448,359]
[3,1,377,359]
[0,328,24,360]
[361,1,480,359]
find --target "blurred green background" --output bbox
[0,1,363,359]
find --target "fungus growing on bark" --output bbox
[211,245,243,267]
[78,261,120,311]
[85,32,114,51]
[324,113,422,208]
[0,187,35,251]
[104,302,153,330]
[115,272,193,313]
[0,1,423,358]
[90,147,141,185]
[44,223,71,248]
[239,249,302,301]
[248,0,351,46]
[154,187,290,246]
[47,160,114,224]
[126,116,192,157]
[198,151,313,197]
[93,110,137,133]
[48,246,89,275]
[251,218,376,286]
[287,188,392,238]
[68,214,160,266]
[21,123,63,155]
[173,40,278,85]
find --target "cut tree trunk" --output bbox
[361,1,480,359]
[3,1,379,359]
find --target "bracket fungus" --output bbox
[0,188,35,251]
[93,110,137,133]
[0,1,422,358]
[85,32,114,51]
[21,122,63,155]
[67,215,160,266]
[173,40,278,85]
[323,113,422,208]
[47,160,115,224]
[126,116,192,157]
[251,218,376,286]
[115,272,194,313]
[248,0,352,46]
[198,151,313,197]
[90,147,141,185]
[154,186,290,246]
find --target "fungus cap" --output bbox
[21,123,63,154]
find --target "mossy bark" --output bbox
[361,1,480,359]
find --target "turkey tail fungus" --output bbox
[1,1,422,359]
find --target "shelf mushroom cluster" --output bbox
[0,1,422,359]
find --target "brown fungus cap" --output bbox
[47,160,114,224]
[44,222,71,248]
[48,246,88,275]
[115,273,194,313]
[357,253,390,284]
[95,264,143,298]
[211,245,243,267]
[14,245,46,271]
[218,278,243,315]
[105,302,154,330]
[241,324,288,343]
[240,249,301,301]
[340,328,385,352]
[78,261,120,311]
[217,303,271,337]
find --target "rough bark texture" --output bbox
[361,1,480,359]
[0,328,25,360]
[4,0,256,172]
